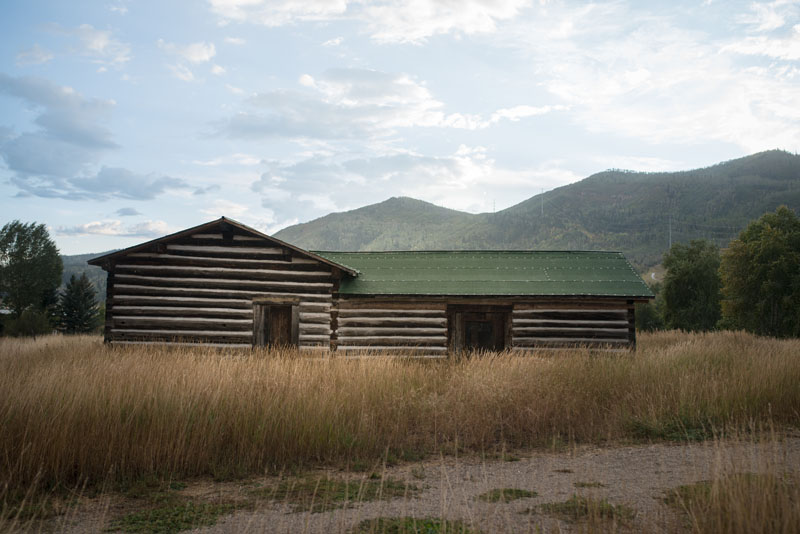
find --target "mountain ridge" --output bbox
[275,149,800,268]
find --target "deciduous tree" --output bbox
[720,206,800,337]
[661,240,721,331]
[0,221,62,319]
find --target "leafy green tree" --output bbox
[720,206,800,337]
[661,240,721,331]
[59,273,100,334]
[635,282,665,332]
[0,221,63,319]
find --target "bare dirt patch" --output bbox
[21,434,800,534]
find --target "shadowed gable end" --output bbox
[88,217,349,349]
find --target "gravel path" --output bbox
[37,435,800,533]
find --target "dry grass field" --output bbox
[1,331,799,532]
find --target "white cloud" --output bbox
[52,24,131,67]
[225,83,245,94]
[192,153,260,166]
[224,36,246,45]
[208,0,347,26]
[16,44,54,66]
[206,0,529,43]
[736,0,799,32]
[158,40,216,63]
[158,40,218,81]
[168,63,195,82]
[723,23,800,60]
[498,3,800,154]
[363,0,530,44]
[223,68,563,140]
[57,219,171,237]
[251,146,580,219]
[322,37,343,47]
[200,198,251,217]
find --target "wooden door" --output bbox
[253,304,298,348]
[450,307,510,352]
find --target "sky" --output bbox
[1,0,799,255]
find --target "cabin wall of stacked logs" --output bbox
[510,299,636,350]
[103,229,335,348]
[331,297,636,355]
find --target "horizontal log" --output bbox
[168,244,285,255]
[124,253,324,270]
[111,328,252,337]
[513,327,629,334]
[299,334,331,342]
[298,312,330,322]
[513,330,629,340]
[299,325,331,334]
[111,306,253,318]
[338,317,446,326]
[336,336,447,346]
[338,300,445,310]
[512,319,628,326]
[115,274,332,290]
[513,309,628,315]
[190,234,262,242]
[115,284,332,301]
[513,301,630,310]
[112,318,251,331]
[112,295,254,308]
[337,327,445,336]
[338,309,444,317]
[113,315,251,324]
[513,312,628,322]
[115,264,332,281]
[298,303,331,313]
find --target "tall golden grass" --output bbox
[1,331,798,495]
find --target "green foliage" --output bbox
[720,206,800,338]
[275,151,800,270]
[4,308,53,338]
[635,282,664,331]
[59,273,100,334]
[661,240,721,331]
[106,502,236,533]
[477,488,537,502]
[0,221,63,320]
[61,252,108,300]
[249,476,417,513]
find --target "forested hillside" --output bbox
[276,150,800,268]
[61,252,109,298]
[61,150,800,301]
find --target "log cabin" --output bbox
[88,217,654,354]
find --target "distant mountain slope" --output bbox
[275,196,476,250]
[275,150,800,268]
[61,252,111,300]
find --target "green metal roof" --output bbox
[313,251,654,298]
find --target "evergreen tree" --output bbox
[661,240,721,331]
[720,206,800,337]
[59,273,100,334]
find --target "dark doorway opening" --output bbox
[253,302,299,348]
[449,306,510,352]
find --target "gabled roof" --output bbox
[314,250,654,298]
[87,217,358,276]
